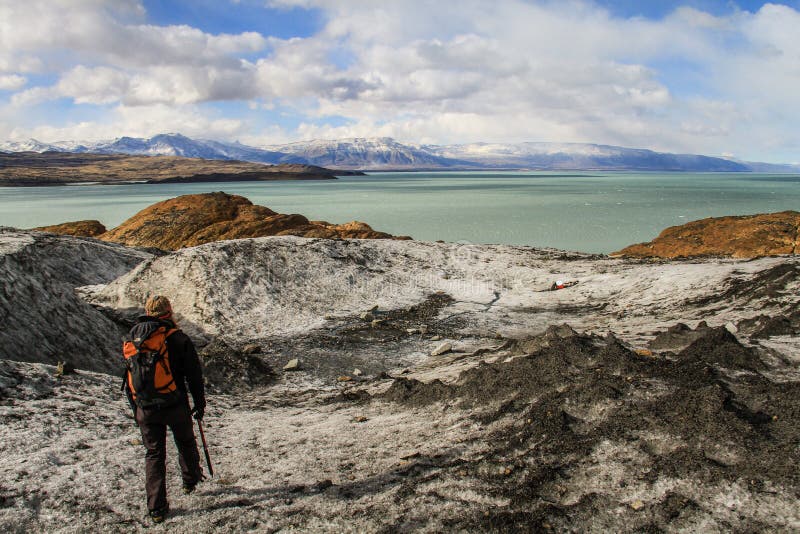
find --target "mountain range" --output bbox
[1,133,797,172]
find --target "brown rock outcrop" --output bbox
[613,211,800,259]
[34,220,107,237]
[98,192,406,250]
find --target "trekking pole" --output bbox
[197,419,214,477]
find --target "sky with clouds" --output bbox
[0,0,798,162]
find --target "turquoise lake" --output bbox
[1,171,798,253]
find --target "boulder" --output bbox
[431,342,453,356]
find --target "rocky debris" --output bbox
[33,220,107,238]
[199,339,275,393]
[430,342,453,356]
[688,262,800,309]
[377,323,799,531]
[673,326,765,371]
[614,210,800,259]
[501,323,582,356]
[649,322,711,352]
[0,228,151,373]
[0,360,71,401]
[98,192,402,250]
[217,293,463,383]
[283,358,301,371]
[737,311,800,339]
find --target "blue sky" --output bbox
[595,0,798,17]
[1,0,798,162]
[141,0,324,39]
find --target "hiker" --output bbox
[122,295,206,524]
[550,280,578,291]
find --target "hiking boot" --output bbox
[149,506,169,524]
[182,483,197,495]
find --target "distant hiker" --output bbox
[550,280,578,291]
[122,295,206,524]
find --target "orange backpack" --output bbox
[123,321,182,409]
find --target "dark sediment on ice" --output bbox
[200,339,276,393]
[378,323,799,532]
[673,326,766,371]
[738,311,800,339]
[251,293,459,382]
[688,262,800,308]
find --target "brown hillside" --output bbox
[613,211,800,259]
[97,192,408,250]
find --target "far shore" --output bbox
[0,151,362,187]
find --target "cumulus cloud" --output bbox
[253,0,800,160]
[1,0,266,107]
[1,102,249,143]
[0,74,26,91]
[0,0,265,70]
[1,0,799,161]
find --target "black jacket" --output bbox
[124,316,206,413]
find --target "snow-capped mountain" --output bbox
[83,133,299,164]
[0,133,296,164]
[2,133,796,172]
[262,137,473,169]
[429,142,752,172]
[0,139,72,153]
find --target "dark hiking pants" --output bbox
[136,402,203,512]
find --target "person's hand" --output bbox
[191,406,204,421]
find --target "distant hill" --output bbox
[2,133,798,172]
[0,152,360,187]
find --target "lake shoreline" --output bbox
[2,171,799,254]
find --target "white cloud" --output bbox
[0,74,26,91]
[0,0,265,70]
[2,103,249,142]
[1,0,799,161]
[249,0,800,160]
[0,0,267,107]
